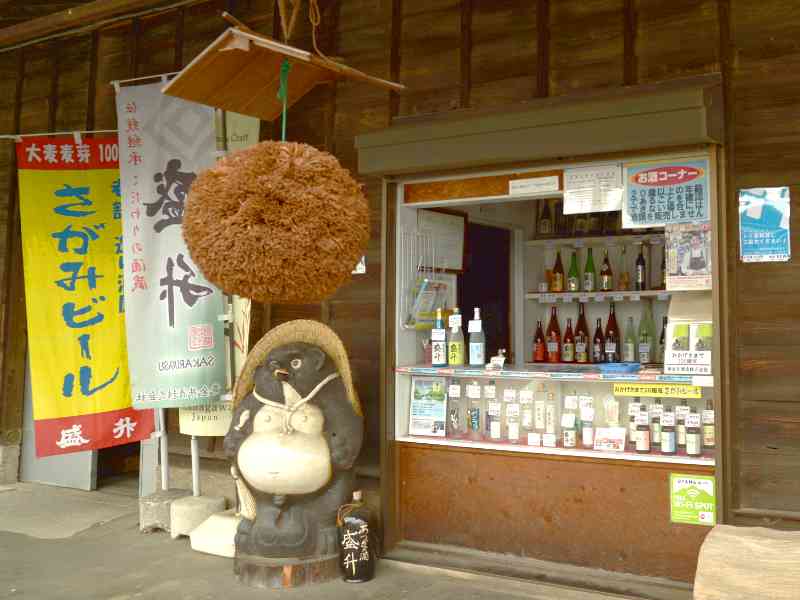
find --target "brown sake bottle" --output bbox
[575,303,590,364]
[551,251,565,292]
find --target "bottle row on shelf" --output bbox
[436,381,714,458]
[533,302,666,365]
[544,243,665,294]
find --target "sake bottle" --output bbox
[503,387,521,444]
[685,409,703,456]
[635,405,651,454]
[466,381,483,441]
[447,307,465,366]
[484,381,501,440]
[338,490,375,583]
[583,247,596,292]
[702,400,716,450]
[567,250,580,292]
[468,307,485,366]
[623,316,637,363]
[660,410,677,455]
[551,251,565,292]
[431,308,447,367]
[600,249,614,291]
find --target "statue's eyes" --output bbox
[290,358,303,370]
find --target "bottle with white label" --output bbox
[603,394,620,427]
[676,399,690,449]
[562,392,578,448]
[431,308,447,367]
[650,399,663,447]
[580,396,595,449]
[503,387,521,444]
[635,405,651,454]
[545,392,558,435]
[623,317,637,363]
[534,383,547,432]
[685,409,703,456]
[466,381,483,441]
[468,307,485,366]
[628,399,642,449]
[660,410,677,455]
[519,389,534,441]
[484,381,501,441]
[447,308,465,366]
[702,400,715,450]
[446,381,466,438]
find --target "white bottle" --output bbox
[468,307,486,366]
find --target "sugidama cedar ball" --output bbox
[183,141,369,304]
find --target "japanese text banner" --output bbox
[115,82,227,409]
[17,135,154,457]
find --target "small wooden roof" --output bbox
[163,27,404,122]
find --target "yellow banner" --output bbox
[18,139,130,421]
[613,382,701,399]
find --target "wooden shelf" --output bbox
[525,233,664,248]
[525,290,672,303]
[394,364,714,387]
[396,436,715,466]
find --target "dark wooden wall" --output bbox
[1,0,799,523]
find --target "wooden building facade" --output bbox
[0,0,799,580]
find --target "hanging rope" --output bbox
[309,0,329,60]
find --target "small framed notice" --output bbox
[417,209,466,272]
[409,376,447,437]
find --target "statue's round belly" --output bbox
[237,432,332,495]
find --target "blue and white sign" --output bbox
[739,187,791,263]
[623,158,710,228]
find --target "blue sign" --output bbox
[623,159,710,228]
[739,187,791,262]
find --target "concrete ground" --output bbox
[0,480,639,600]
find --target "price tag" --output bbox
[702,410,715,424]
[660,412,676,427]
[574,240,585,248]
[527,432,542,446]
[630,293,641,302]
[503,388,517,402]
[634,413,649,426]
[542,433,557,448]
[431,328,446,342]
[484,385,496,399]
[540,294,557,304]
[612,294,624,302]
[578,293,590,303]
[466,384,481,399]
[649,404,664,417]
[448,384,461,398]
[657,293,670,301]
[627,402,642,416]
[564,394,578,409]
[563,294,575,302]
[686,414,702,428]
[675,405,691,418]
[595,293,607,302]
[579,395,593,409]
[506,404,520,417]
[467,319,482,333]
[448,314,462,328]
[519,390,534,403]
[561,413,576,428]
[580,406,595,422]
[487,401,501,416]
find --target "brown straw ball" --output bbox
[183,141,369,304]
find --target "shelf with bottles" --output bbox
[399,378,715,466]
[394,364,713,387]
[525,290,674,303]
[525,232,665,248]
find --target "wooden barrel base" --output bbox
[234,553,340,588]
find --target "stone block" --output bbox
[170,494,227,539]
[139,489,191,533]
[190,508,241,558]
[0,444,20,485]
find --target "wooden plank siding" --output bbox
[0,0,798,528]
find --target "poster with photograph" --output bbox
[739,186,791,262]
[664,321,713,375]
[666,223,712,290]
[409,377,447,437]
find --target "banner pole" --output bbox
[159,408,169,491]
[191,435,200,496]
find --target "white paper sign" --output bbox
[509,175,560,195]
[564,164,623,214]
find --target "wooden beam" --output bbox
[129,17,141,78]
[459,0,472,109]
[1,49,27,445]
[536,0,549,98]
[389,0,402,119]
[0,0,180,49]
[173,7,185,70]
[623,0,637,86]
[47,40,61,132]
[85,30,99,131]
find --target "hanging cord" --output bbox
[309,0,337,64]
[277,58,292,141]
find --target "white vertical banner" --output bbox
[115,82,228,410]
[179,111,260,436]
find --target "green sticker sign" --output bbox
[670,473,716,526]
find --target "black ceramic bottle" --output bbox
[337,490,376,583]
